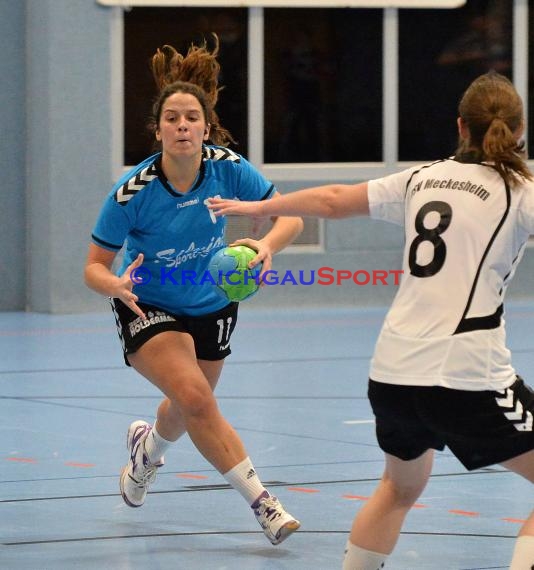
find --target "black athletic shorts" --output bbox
[368,376,534,470]
[110,298,238,365]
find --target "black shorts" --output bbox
[110,298,238,365]
[368,377,534,470]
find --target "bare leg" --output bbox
[498,450,534,568]
[349,450,434,554]
[128,331,247,473]
[150,357,224,443]
[500,449,534,536]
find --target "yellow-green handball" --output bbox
[208,245,262,302]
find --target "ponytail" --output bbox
[482,116,531,187]
[455,71,532,188]
[148,34,235,148]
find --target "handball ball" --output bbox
[208,245,262,302]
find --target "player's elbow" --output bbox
[283,216,304,244]
[83,264,96,290]
[293,216,304,236]
[323,185,349,219]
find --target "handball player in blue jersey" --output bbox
[84,35,302,545]
[209,72,534,569]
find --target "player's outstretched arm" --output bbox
[208,182,370,220]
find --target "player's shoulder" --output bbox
[513,176,534,216]
[407,158,454,177]
[514,175,534,194]
[111,153,161,206]
[374,158,449,183]
[203,145,242,165]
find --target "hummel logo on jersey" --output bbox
[177,197,200,209]
[495,388,534,431]
[246,468,256,480]
[203,147,240,163]
[115,163,158,205]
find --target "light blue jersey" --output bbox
[92,146,275,316]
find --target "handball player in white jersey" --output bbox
[209,71,534,569]
[84,36,303,546]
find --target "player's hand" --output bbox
[114,253,147,320]
[207,197,265,218]
[229,238,273,283]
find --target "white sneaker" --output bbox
[253,495,300,545]
[119,420,164,508]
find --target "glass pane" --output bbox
[124,8,248,165]
[264,8,382,163]
[399,0,512,161]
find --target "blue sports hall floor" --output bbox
[1,302,533,569]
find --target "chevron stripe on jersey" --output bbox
[495,387,534,431]
[203,146,240,163]
[115,163,158,205]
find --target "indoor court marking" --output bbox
[2,302,533,569]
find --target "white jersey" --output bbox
[368,158,534,390]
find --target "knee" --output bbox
[170,383,217,419]
[380,474,425,508]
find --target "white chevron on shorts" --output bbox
[514,411,533,431]
[503,400,524,421]
[109,298,125,351]
[495,387,534,432]
[495,387,514,408]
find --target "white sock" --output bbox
[343,540,388,570]
[509,535,534,570]
[144,422,172,464]
[222,457,268,506]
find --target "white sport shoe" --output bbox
[253,495,301,545]
[119,420,164,508]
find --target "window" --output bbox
[124,7,248,165]
[263,8,382,163]
[123,1,528,168]
[398,1,513,161]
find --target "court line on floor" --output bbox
[2,345,533,376]
[0,354,370,375]
[0,467,509,504]
[2,529,517,548]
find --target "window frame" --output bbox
[113,1,532,251]
[99,1,466,7]
[114,2,530,179]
